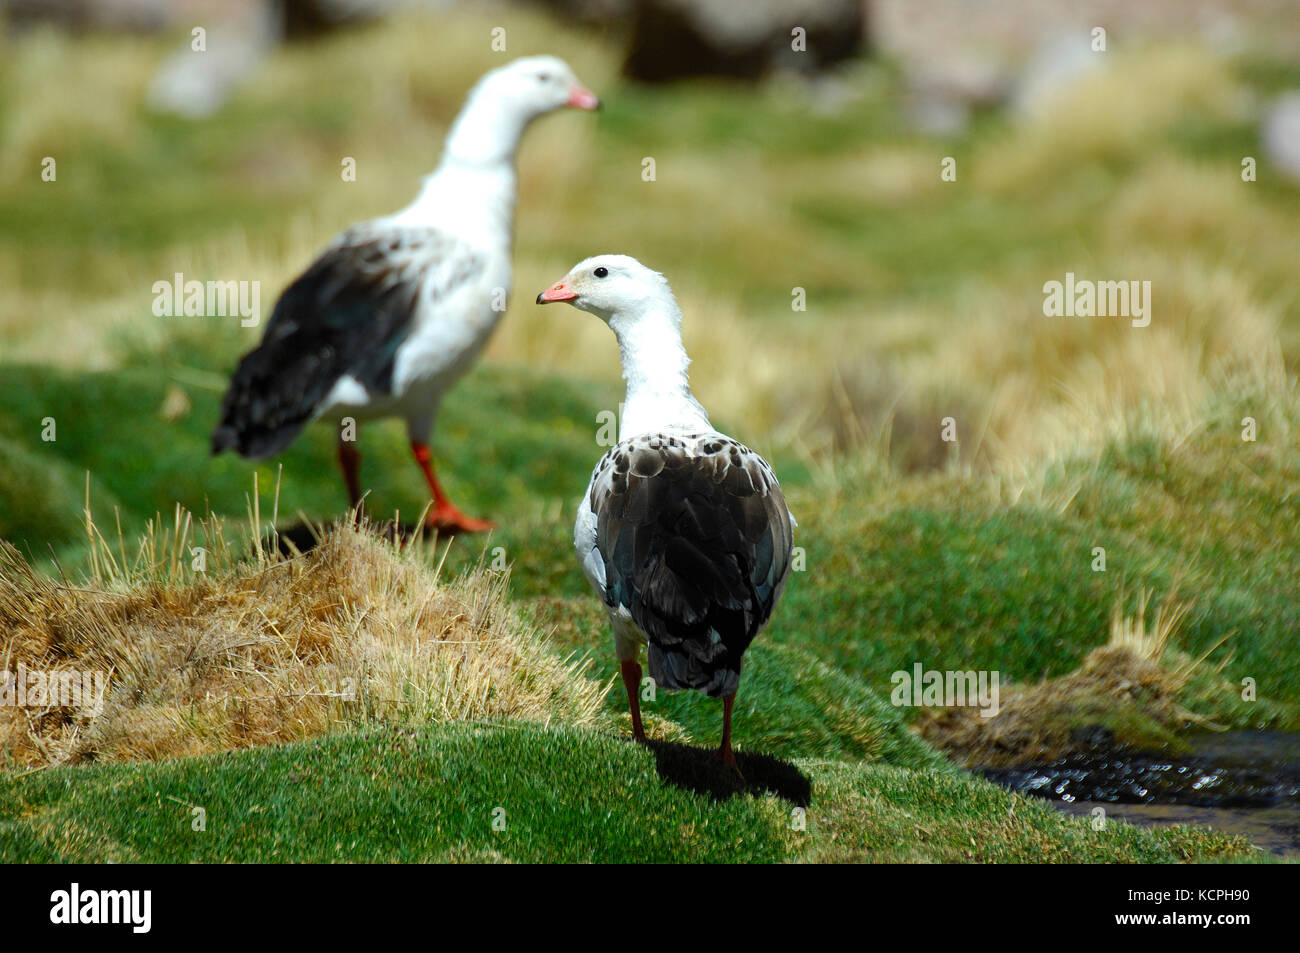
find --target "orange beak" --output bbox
[565,84,601,111]
[536,279,578,304]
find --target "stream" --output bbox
[981,731,1300,858]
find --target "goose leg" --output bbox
[410,441,495,533]
[717,692,740,774]
[338,437,363,514]
[620,659,648,744]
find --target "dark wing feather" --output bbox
[589,432,794,697]
[211,224,480,459]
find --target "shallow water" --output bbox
[1056,800,1300,857]
[981,731,1300,858]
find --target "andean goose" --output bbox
[537,255,795,769]
[212,56,600,532]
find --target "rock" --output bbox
[905,95,969,137]
[529,0,635,27]
[144,0,393,118]
[1012,29,1104,120]
[3,0,171,33]
[146,2,280,118]
[903,54,1010,135]
[622,0,868,83]
[280,0,395,40]
[1262,92,1300,185]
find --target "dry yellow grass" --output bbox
[976,44,1247,191]
[0,510,607,769]
[922,264,1285,468]
[919,592,1227,767]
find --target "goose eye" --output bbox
[594,266,609,278]
[537,72,551,83]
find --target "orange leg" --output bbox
[620,659,648,744]
[410,441,494,533]
[337,438,363,513]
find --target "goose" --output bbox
[537,255,795,769]
[212,56,600,532]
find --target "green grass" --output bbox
[0,723,1252,863]
[0,361,610,559]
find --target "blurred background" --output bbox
[2,0,1300,765]
[4,1,1299,484]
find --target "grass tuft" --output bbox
[0,507,607,769]
[918,591,1236,768]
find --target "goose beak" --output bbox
[536,279,578,304]
[565,84,601,111]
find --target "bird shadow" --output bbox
[268,519,471,557]
[643,739,811,807]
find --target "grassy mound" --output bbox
[920,598,1236,767]
[0,723,1254,864]
[0,518,605,769]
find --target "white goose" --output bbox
[537,255,795,769]
[213,56,600,532]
